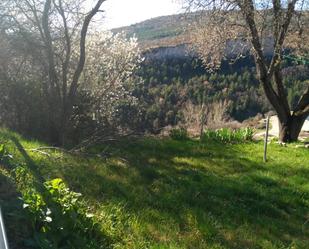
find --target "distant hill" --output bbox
[111,12,274,58]
[112,12,201,50]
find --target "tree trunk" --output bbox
[59,103,71,146]
[47,100,62,145]
[278,115,307,142]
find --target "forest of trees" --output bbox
[132,54,308,133]
[0,0,309,145]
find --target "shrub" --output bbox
[201,129,218,141]
[169,128,188,140]
[0,143,13,164]
[201,127,254,143]
[0,143,7,161]
[241,127,254,141]
[14,167,109,249]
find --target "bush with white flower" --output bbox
[83,31,144,126]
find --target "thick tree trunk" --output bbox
[278,115,307,142]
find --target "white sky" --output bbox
[101,0,184,29]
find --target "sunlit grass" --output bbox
[0,128,308,249]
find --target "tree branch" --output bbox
[239,0,287,119]
[42,0,60,97]
[53,0,71,102]
[268,0,298,77]
[68,0,105,101]
[294,84,309,116]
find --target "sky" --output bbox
[101,0,184,29]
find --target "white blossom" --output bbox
[83,31,143,123]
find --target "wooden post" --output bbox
[264,116,270,163]
[0,207,9,249]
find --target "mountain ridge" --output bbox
[111,12,275,58]
[111,12,200,50]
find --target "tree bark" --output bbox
[279,114,307,142]
[277,84,309,143]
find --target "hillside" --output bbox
[112,12,200,50]
[110,13,308,133]
[111,12,275,55]
[1,128,309,248]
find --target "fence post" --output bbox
[263,116,270,163]
[0,207,9,249]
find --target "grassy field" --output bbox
[0,128,308,249]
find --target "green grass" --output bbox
[0,128,309,249]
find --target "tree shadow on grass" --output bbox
[4,132,308,248]
[0,173,29,249]
[9,135,45,187]
[5,134,112,249]
[80,138,309,248]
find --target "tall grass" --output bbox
[201,127,254,143]
[169,128,188,140]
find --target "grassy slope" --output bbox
[111,13,201,50]
[0,128,308,249]
[112,13,189,40]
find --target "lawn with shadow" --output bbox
[0,129,308,249]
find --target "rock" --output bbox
[278,142,287,147]
[265,111,276,117]
[256,122,266,129]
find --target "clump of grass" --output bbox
[169,128,189,141]
[201,127,254,143]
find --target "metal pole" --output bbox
[264,116,270,163]
[200,89,206,139]
[0,207,9,249]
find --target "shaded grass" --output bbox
[0,128,308,249]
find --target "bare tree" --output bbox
[182,99,231,136]
[2,0,106,144]
[185,0,309,142]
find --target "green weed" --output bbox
[169,128,188,141]
[201,127,254,143]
